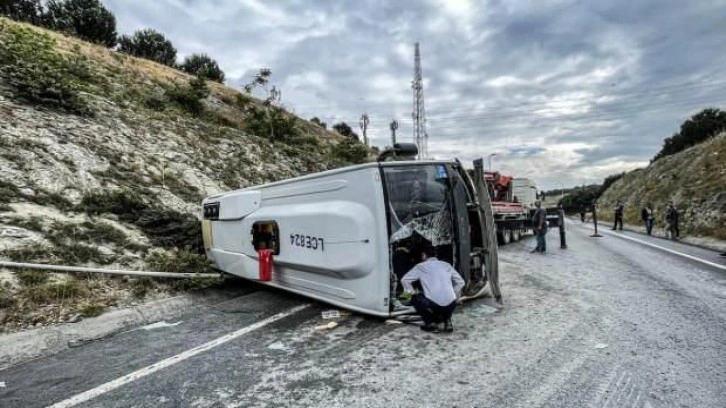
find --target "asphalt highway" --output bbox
[1,222,724,407]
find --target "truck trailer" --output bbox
[470,170,561,245]
[201,144,501,317]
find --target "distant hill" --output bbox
[598,132,726,239]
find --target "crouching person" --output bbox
[401,244,466,333]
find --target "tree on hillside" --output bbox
[653,108,726,162]
[0,0,43,24]
[117,28,177,66]
[243,68,272,93]
[330,137,369,166]
[179,53,225,83]
[310,117,327,129]
[559,185,601,213]
[332,122,359,140]
[43,0,117,47]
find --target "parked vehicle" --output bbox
[469,170,561,245]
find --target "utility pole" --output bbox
[359,113,369,146]
[412,42,427,160]
[389,119,398,145]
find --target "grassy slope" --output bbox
[598,132,726,239]
[0,18,361,330]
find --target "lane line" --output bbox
[584,225,726,272]
[47,304,310,408]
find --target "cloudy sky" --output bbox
[105,0,726,189]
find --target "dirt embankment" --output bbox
[598,132,726,241]
[0,17,361,332]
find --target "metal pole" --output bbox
[558,206,567,249]
[359,113,369,146]
[389,119,398,146]
[590,201,602,237]
[0,261,220,279]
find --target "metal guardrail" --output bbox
[0,261,220,279]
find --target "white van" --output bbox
[202,146,500,317]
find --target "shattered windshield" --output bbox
[383,165,452,246]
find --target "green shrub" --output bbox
[43,0,117,47]
[117,28,176,66]
[46,220,127,247]
[0,22,93,114]
[77,190,203,253]
[179,53,225,83]
[144,250,212,275]
[55,242,108,264]
[167,75,209,115]
[1,1,43,25]
[131,277,153,298]
[329,137,369,167]
[17,269,49,286]
[77,189,148,219]
[243,105,299,142]
[22,280,85,303]
[79,303,104,317]
[0,287,14,308]
[143,87,168,111]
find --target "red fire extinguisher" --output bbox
[258,249,272,281]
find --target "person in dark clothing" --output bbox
[400,244,465,333]
[530,200,548,253]
[580,208,586,223]
[665,202,679,240]
[641,204,655,236]
[612,200,624,230]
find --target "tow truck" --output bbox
[469,170,561,245]
[201,144,501,317]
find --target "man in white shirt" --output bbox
[401,244,466,333]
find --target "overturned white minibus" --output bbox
[201,144,500,317]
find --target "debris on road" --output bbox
[67,314,83,324]
[136,321,183,331]
[267,341,289,351]
[0,381,5,388]
[321,310,341,319]
[595,343,609,349]
[384,319,403,325]
[315,322,338,331]
[467,304,499,316]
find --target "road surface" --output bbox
[1,222,724,407]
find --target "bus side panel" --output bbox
[208,167,390,316]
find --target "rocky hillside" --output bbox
[598,132,726,240]
[0,18,364,329]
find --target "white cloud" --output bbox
[104,0,726,189]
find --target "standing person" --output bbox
[530,200,548,253]
[400,244,465,333]
[641,204,655,236]
[665,201,679,240]
[612,199,624,231]
[580,207,586,222]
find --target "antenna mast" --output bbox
[411,42,427,160]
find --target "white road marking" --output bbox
[594,227,726,272]
[47,304,310,408]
